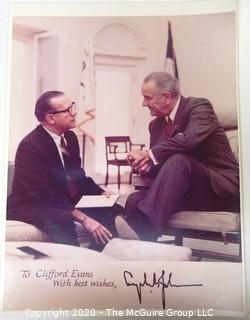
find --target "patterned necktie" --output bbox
[60,136,70,158]
[60,136,78,199]
[165,117,173,138]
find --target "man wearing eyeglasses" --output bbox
[7,91,123,250]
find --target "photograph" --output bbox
[0,0,249,319]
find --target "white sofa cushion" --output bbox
[6,220,50,242]
[6,220,92,247]
[102,238,192,261]
[168,210,240,233]
[225,128,238,161]
[6,241,116,261]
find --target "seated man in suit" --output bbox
[7,91,124,250]
[120,72,240,241]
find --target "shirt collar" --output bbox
[42,125,62,142]
[166,95,181,123]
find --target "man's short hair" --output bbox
[35,91,64,122]
[144,72,180,97]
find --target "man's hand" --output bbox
[72,209,112,244]
[102,190,115,198]
[83,216,112,244]
[127,150,143,165]
[127,150,152,175]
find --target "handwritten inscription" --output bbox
[20,269,116,289]
[123,270,203,309]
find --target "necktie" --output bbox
[60,136,70,157]
[60,136,78,199]
[165,117,173,138]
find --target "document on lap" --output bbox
[75,194,119,208]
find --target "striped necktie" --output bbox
[60,136,78,199]
[165,117,173,138]
[60,136,70,158]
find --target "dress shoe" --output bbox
[115,215,140,240]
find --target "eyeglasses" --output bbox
[49,102,77,116]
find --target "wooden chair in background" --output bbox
[105,136,145,190]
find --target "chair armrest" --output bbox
[110,145,128,161]
[109,145,118,153]
[107,144,121,160]
[131,143,145,151]
[111,145,120,160]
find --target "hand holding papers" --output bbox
[75,194,119,208]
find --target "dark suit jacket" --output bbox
[149,96,239,198]
[7,125,103,221]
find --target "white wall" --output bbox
[37,35,58,95]
[171,13,236,126]
[9,34,37,161]
[10,13,237,181]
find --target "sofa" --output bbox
[6,125,239,262]
[5,162,192,261]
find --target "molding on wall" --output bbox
[94,22,146,57]
[13,23,46,40]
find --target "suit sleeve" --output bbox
[150,100,219,163]
[14,141,74,210]
[67,131,104,196]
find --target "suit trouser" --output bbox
[125,154,239,234]
[31,207,80,246]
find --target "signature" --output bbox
[123,270,203,309]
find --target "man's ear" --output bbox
[44,113,56,125]
[163,91,172,103]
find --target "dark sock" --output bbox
[89,240,106,252]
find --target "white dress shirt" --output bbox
[42,125,65,167]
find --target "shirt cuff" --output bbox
[148,149,159,165]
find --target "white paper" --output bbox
[75,194,119,208]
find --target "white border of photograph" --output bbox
[0,0,250,318]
